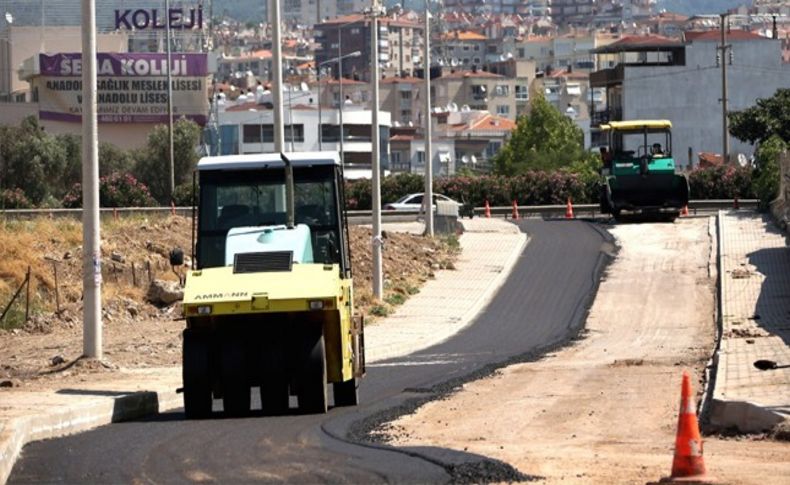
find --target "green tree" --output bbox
[134,118,201,203]
[2,117,69,204]
[729,88,790,145]
[751,135,788,211]
[492,92,596,175]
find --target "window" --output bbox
[400,110,411,122]
[486,141,502,158]
[473,57,481,64]
[284,124,305,143]
[496,105,510,116]
[473,44,480,51]
[515,85,529,101]
[494,85,510,97]
[487,45,498,54]
[416,151,426,165]
[350,28,360,35]
[243,124,274,144]
[400,91,411,100]
[463,45,470,51]
[471,85,487,100]
[518,48,525,57]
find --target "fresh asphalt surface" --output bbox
[9,219,613,484]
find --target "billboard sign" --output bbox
[38,53,209,124]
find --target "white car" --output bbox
[383,193,460,211]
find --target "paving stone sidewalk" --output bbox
[0,217,527,484]
[710,211,790,432]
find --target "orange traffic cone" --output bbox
[668,371,712,482]
[681,205,689,217]
[484,200,491,218]
[565,197,574,219]
[512,200,520,220]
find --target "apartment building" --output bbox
[379,76,425,127]
[590,31,790,163]
[431,67,528,121]
[314,14,423,82]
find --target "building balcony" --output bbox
[591,108,622,127]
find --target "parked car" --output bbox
[383,193,460,211]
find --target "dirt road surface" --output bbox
[387,218,790,484]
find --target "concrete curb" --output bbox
[1,387,182,484]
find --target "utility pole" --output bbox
[370,0,383,299]
[272,0,285,153]
[165,0,175,200]
[423,10,434,237]
[81,0,101,359]
[718,13,731,163]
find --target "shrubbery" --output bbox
[1,188,33,209]
[62,173,156,208]
[688,165,754,200]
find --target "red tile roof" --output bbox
[685,30,767,42]
[440,31,488,41]
[445,113,516,132]
[380,76,423,84]
[608,34,681,48]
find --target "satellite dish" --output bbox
[506,52,513,59]
[451,102,458,112]
[393,121,402,127]
[480,86,487,93]
[499,54,507,61]
[737,153,748,167]
[461,155,470,164]
[4,12,13,24]
[451,58,459,67]
[300,82,309,92]
[461,104,470,112]
[407,121,413,127]
[470,155,477,165]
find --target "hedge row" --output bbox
[345,166,756,210]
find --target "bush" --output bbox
[750,136,787,211]
[62,173,156,208]
[688,165,754,200]
[173,182,198,207]
[1,188,33,209]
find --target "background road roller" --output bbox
[176,152,364,418]
[599,120,689,222]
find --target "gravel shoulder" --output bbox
[385,218,790,484]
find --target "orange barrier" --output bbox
[484,200,491,218]
[511,200,520,220]
[669,371,712,482]
[681,205,689,217]
[565,198,574,219]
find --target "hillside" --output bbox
[656,0,751,16]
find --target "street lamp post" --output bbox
[369,0,385,300]
[317,50,361,152]
[423,10,433,237]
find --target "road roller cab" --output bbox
[179,152,363,418]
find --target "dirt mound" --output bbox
[0,215,457,386]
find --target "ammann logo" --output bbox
[194,291,249,300]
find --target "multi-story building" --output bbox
[314,13,423,82]
[218,100,391,176]
[379,75,425,126]
[436,109,516,172]
[431,65,531,121]
[589,31,790,163]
